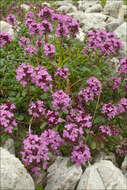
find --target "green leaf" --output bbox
[91,141,96,150]
[67,160,74,168]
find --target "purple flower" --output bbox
[25,18,34,27]
[28,100,46,118]
[0,101,17,133]
[25,11,34,20]
[46,110,62,126]
[18,37,30,47]
[16,63,35,86]
[87,77,102,95]
[78,87,94,103]
[71,141,91,166]
[36,39,43,47]
[111,125,120,137]
[33,65,52,91]
[43,43,55,57]
[38,6,54,20]
[102,103,117,120]
[68,19,79,38]
[24,45,38,57]
[63,123,84,142]
[6,14,17,25]
[40,20,53,34]
[118,98,127,114]
[56,23,69,37]
[107,76,120,90]
[99,125,111,137]
[0,32,12,47]
[55,67,70,79]
[28,22,42,35]
[52,90,71,111]
[119,57,127,75]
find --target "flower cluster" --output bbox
[86,77,102,95]
[19,37,30,47]
[0,101,17,133]
[21,129,64,177]
[16,63,35,86]
[38,6,54,20]
[99,125,111,137]
[6,14,17,25]
[46,110,62,126]
[0,32,12,47]
[43,43,55,57]
[107,76,120,90]
[71,141,91,166]
[28,100,46,118]
[102,103,117,120]
[118,98,127,114]
[83,30,122,56]
[118,57,127,75]
[33,65,53,91]
[24,45,38,57]
[52,90,71,111]
[55,67,70,79]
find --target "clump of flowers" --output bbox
[78,87,94,103]
[46,110,62,126]
[87,77,102,95]
[99,125,111,138]
[38,6,54,20]
[0,101,17,133]
[19,37,30,47]
[118,98,127,114]
[24,45,38,57]
[118,57,127,75]
[28,100,46,118]
[43,43,55,57]
[56,23,69,37]
[0,32,12,47]
[83,29,123,56]
[102,103,117,120]
[55,67,70,79]
[71,141,91,166]
[107,76,120,90]
[33,65,52,91]
[16,63,35,86]
[6,14,17,25]
[52,90,71,111]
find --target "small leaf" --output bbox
[67,160,74,168]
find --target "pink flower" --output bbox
[78,87,94,103]
[102,103,117,120]
[87,76,102,95]
[43,43,55,57]
[0,32,12,47]
[55,67,70,79]
[56,23,69,37]
[28,100,46,118]
[19,37,30,47]
[6,14,17,25]
[24,45,38,57]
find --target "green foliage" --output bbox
[99,0,107,8]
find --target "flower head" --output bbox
[43,43,55,57]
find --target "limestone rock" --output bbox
[81,13,107,32]
[3,138,15,155]
[94,152,117,166]
[0,147,35,190]
[21,4,30,11]
[103,1,123,18]
[77,160,127,190]
[76,28,85,42]
[114,22,127,42]
[121,155,127,175]
[57,5,77,13]
[106,19,122,32]
[45,157,82,190]
[85,4,102,13]
[0,21,15,39]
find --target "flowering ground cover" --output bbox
[0,1,127,187]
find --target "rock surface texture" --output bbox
[3,138,15,155]
[45,157,82,190]
[121,155,127,179]
[0,147,35,190]
[77,160,127,190]
[0,21,15,39]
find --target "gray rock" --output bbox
[68,11,86,22]
[57,5,77,13]
[3,138,15,155]
[81,13,107,32]
[77,160,127,190]
[54,1,72,7]
[121,155,127,175]
[0,147,35,190]
[45,157,82,190]
[76,28,85,42]
[103,1,123,18]
[94,152,117,166]
[20,4,30,11]
[77,0,99,11]
[114,22,127,42]
[41,2,51,7]
[106,19,122,32]
[85,4,102,13]
[0,21,15,39]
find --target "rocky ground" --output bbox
[0,0,127,190]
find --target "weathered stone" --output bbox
[3,138,15,155]
[76,28,85,42]
[103,1,123,18]
[77,0,99,11]
[0,147,35,190]
[0,21,15,39]
[41,2,51,7]
[54,1,72,7]
[57,5,77,13]
[77,160,127,190]
[94,152,117,166]
[81,13,107,32]
[85,4,102,13]
[45,157,82,190]
[114,22,127,42]
[20,4,30,11]
[106,19,122,32]
[121,155,127,175]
